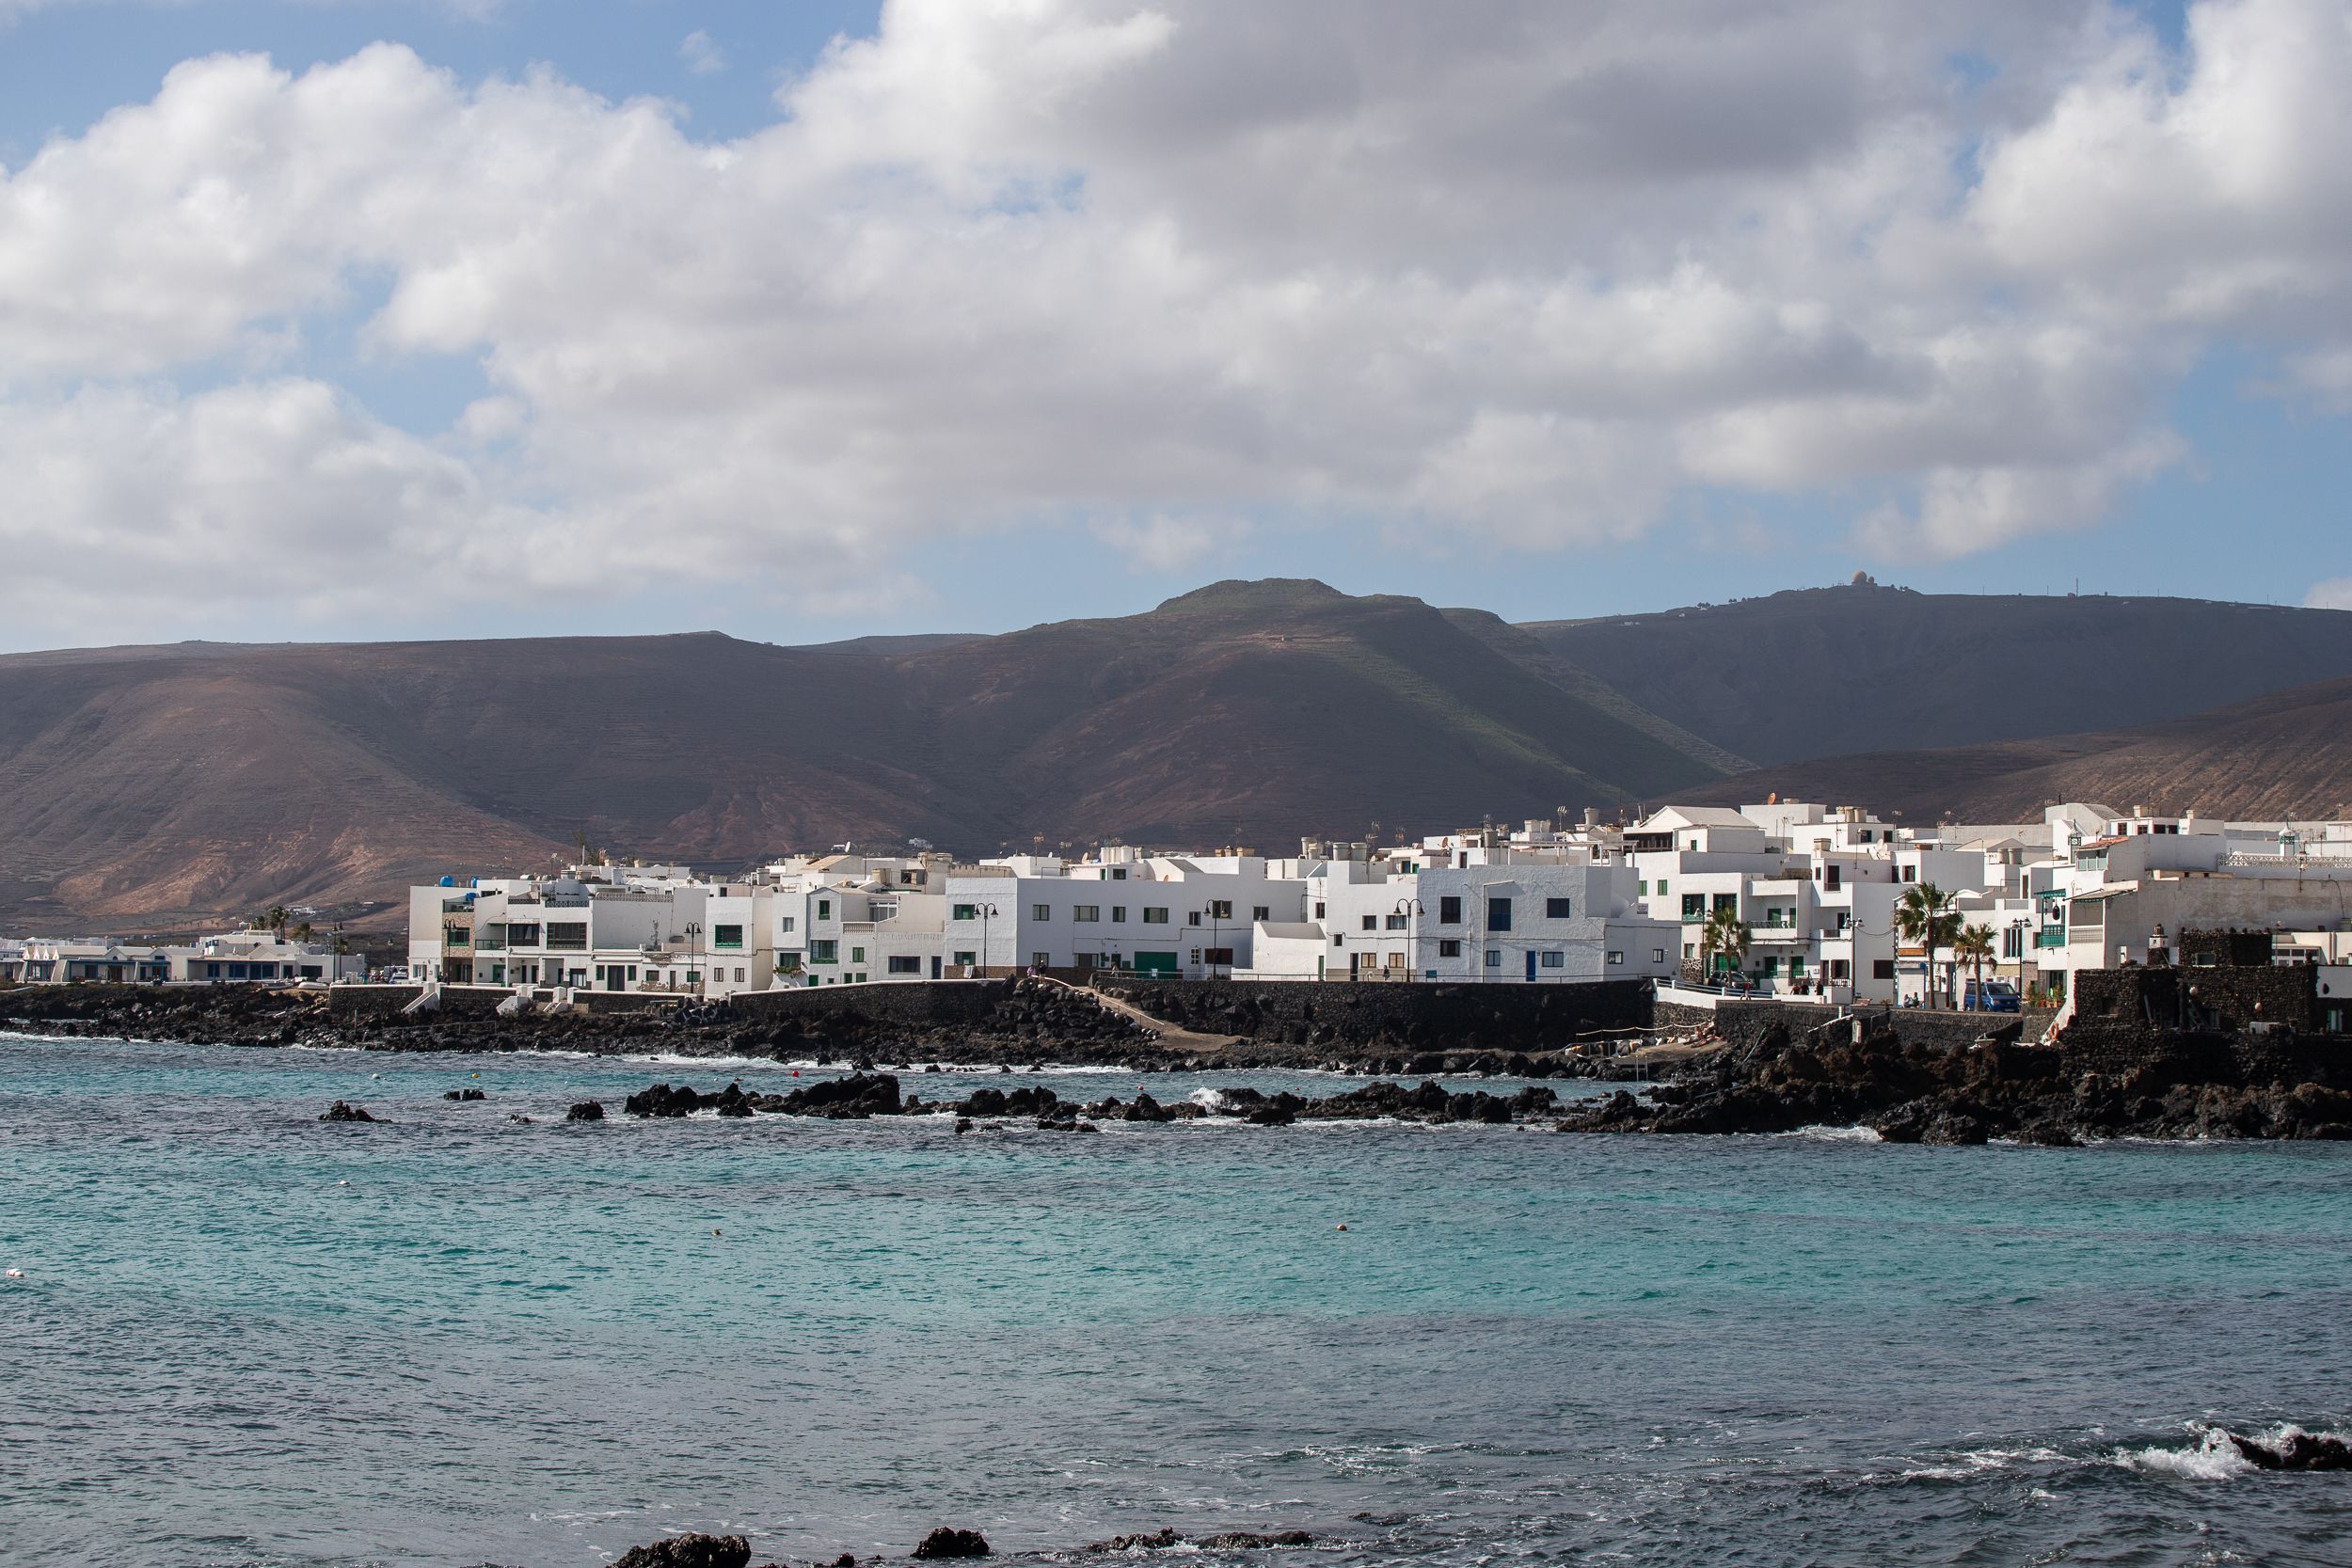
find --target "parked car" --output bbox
[1961,978,2022,1013]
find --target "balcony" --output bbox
[2036,928,2067,949]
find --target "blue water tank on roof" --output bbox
[439,876,455,887]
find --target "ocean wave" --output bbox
[2117,1423,2352,1481]
[1776,1124,1883,1143]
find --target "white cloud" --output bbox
[677,29,724,76]
[0,1,2348,636]
[2308,578,2352,612]
[1092,512,1253,573]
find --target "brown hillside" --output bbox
[0,581,1734,928]
[1672,675,2352,824]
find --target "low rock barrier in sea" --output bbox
[594,1072,1562,1128]
[1089,976,1651,1051]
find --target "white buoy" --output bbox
[4,1268,21,1279]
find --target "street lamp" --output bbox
[978,902,999,980]
[1393,897,1423,981]
[684,921,703,998]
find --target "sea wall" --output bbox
[730,980,1011,1029]
[1654,999,2058,1055]
[1089,977,1652,1050]
[326,984,514,1022]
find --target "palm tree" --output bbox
[1895,883,1961,1006]
[1953,924,1995,1008]
[291,921,315,945]
[264,905,289,940]
[1699,905,1752,986]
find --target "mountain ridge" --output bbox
[6,578,2351,930]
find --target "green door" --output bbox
[1134,951,1180,977]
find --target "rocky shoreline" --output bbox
[1553,1019,2352,1144]
[0,980,1642,1079]
[13,977,2352,1144]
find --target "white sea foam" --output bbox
[1777,1124,1883,1143]
[2117,1427,2261,1481]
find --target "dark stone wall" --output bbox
[327,984,512,1022]
[2178,928,2276,969]
[1092,977,1653,1050]
[1656,998,2056,1054]
[2074,964,2314,1033]
[2057,965,2343,1087]
[731,979,1012,1029]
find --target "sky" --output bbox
[0,0,2345,651]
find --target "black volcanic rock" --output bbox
[613,1534,751,1568]
[910,1527,991,1559]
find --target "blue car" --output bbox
[1961,979,2023,1013]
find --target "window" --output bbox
[1762,957,1780,977]
[1112,906,1127,923]
[1873,958,1896,980]
[1486,949,1502,967]
[1608,951,1625,966]
[1210,900,1232,920]
[734,967,745,983]
[780,916,797,933]
[1385,913,1406,930]
[1546,897,1572,919]
[1203,947,1233,966]
[1252,905,1270,921]
[1541,951,1565,968]
[713,924,743,949]
[1652,948,1667,964]
[1438,940,1462,958]
[443,926,470,948]
[818,898,833,920]
[507,922,541,945]
[1189,949,1201,964]
[1387,951,1406,969]
[1144,907,1170,925]
[850,946,866,964]
[1682,894,1705,921]
[1313,901,1327,919]
[954,951,977,967]
[1683,942,1695,958]
[953,904,978,920]
[1112,867,1129,879]
[1361,915,1377,932]
[1188,911,1203,926]
[1713,894,1737,914]
[810,940,838,964]
[1073,905,1101,923]
[888,956,921,974]
[1033,903,1052,922]
[1438,895,1462,924]
[1901,865,1916,883]
[1031,952,1052,967]
[1789,958,1806,976]
[1333,936,1344,948]
[1487,897,1513,931]
[546,922,587,950]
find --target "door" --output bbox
[930,956,942,979]
[607,970,625,992]
[1525,950,1537,983]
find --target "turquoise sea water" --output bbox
[4,1033,2352,1567]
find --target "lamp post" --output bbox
[685,921,703,998]
[1393,897,1423,981]
[978,902,999,980]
